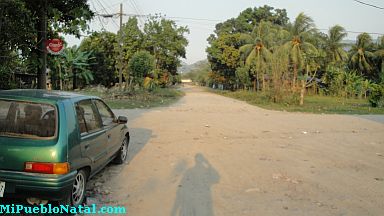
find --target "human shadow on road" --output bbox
[171,153,220,216]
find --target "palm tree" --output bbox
[283,12,318,89]
[325,25,348,64]
[349,33,375,78]
[374,36,384,81]
[239,21,272,91]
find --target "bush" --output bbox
[369,84,384,107]
[128,51,155,87]
[143,77,157,91]
[0,66,17,89]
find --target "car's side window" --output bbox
[93,100,116,126]
[76,100,102,134]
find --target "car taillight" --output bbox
[24,162,70,174]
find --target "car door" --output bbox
[76,99,108,171]
[93,99,122,159]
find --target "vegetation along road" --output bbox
[87,85,384,216]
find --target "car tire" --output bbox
[59,169,87,207]
[113,136,129,164]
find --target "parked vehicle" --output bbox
[0,89,130,206]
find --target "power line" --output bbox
[318,28,384,36]
[95,1,122,13]
[95,0,120,29]
[128,0,145,26]
[353,0,384,10]
[165,16,222,23]
[91,1,106,30]
[93,11,384,37]
[116,13,222,23]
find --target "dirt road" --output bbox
[89,85,384,216]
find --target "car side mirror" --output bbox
[117,116,128,124]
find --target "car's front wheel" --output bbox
[114,136,129,164]
[59,170,87,207]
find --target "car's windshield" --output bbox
[0,100,56,138]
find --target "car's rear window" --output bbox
[0,100,56,138]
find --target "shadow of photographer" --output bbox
[171,153,220,216]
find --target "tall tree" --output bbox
[144,17,189,76]
[374,36,384,82]
[0,0,93,89]
[349,33,375,78]
[206,33,244,88]
[214,5,289,36]
[283,12,318,89]
[80,31,118,88]
[239,21,272,91]
[118,17,144,85]
[325,25,348,64]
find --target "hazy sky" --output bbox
[66,0,384,64]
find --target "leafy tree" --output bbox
[235,66,251,89]
[118,17,144,86]
[207,6,289,90]
[143,17,189,76]
[128,51,155,87]
[0,0,93,89]
[206,33,244,89]
[80,31,118,88]
[214,5,289,36]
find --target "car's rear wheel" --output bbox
[59,170,87,207]
[114,136,129,164]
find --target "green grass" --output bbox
[76,87,184,109]
[211,89,384,115]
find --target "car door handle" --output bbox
[107,134,111,139]
[84,144,90,150]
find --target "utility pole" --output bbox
[99,4,124,90]
[118,3,123,91]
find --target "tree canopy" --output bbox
[0,0,93,89]
[204,5,384,106]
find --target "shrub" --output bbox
[369,84,384,107]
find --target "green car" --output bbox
[0,89,130,206]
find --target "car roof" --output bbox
[0,89,98,103]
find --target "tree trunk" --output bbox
[300,79,306,106]
[73,71,77,90]
[37,0,47,89]
[262,74,265,92]
[292,64,297,91]
[253,79,256,91]
[58,62,62,90]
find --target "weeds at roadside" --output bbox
[76,86,184,109]
[210,89,384,114]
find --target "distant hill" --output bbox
[180,60,211,85]
[178,59,209,74]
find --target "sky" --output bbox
[66,0,384,64]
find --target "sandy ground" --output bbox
[88,85,384,216]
